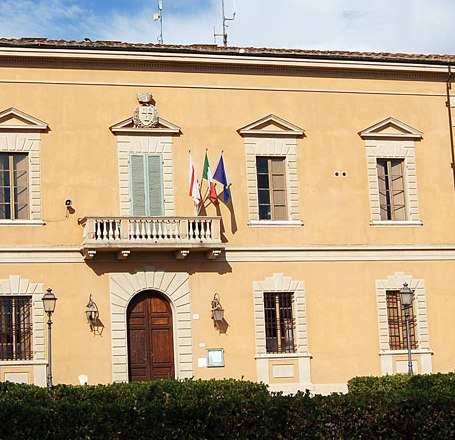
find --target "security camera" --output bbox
[65,199,72,208]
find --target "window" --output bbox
[256,157,287,221]
[130,154,164,216]
[386,290,417,350]
[239,114,304,226]
[377,159,406,221]
[359,117,422,226]
[0,296,32,360]
[0,153,29,220]
[264,292,295,353]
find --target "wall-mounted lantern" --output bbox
[85,294,99,331]
[211,293,224,322]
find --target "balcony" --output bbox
[80,216,224,260]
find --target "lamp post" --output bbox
[399,282,415,375]
[42,288,57,390]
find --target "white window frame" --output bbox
[376,271,432,374]
[0,275,47,386]
[110,115,181,217]
[239,114,304,227]
[253,273,311,389]
[0,107,47,225]
[359,117,423,227]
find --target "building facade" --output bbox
[0,38,454,393]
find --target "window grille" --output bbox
[386,290,417,350]
[264,292,295,353]
[0,296,33,360]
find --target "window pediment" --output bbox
[0,107,48,131]
[238,114,305,137]
[110,116,181,135]
[359,117,422,140]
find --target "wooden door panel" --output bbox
[151,367,174,379]
[151,328,173,363]
[127,291,174,382]
[151,317,169,325]
[150,296,169,313]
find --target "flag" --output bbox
[189,153,201,209]
[202,152,218,203]
[213,153,230,203]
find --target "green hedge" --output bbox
[0,375,454,439]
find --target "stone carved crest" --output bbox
[133,93,159,128]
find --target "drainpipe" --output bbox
[447,65,455,191]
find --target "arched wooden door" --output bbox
[127,291,175,381]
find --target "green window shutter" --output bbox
[147,155,164,216]
[130,154,164,216]
[131,154,146,216]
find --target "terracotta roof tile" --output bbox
[0,37,453,64]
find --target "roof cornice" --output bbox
[0,40,453,74]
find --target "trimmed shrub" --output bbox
[0,375,454,439]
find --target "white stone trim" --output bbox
[0,220,45,226]
[114,134,176,216]
[248,220,303,227]
[0,275,46,386]
[241,115,303,222]
[370,220,423,227]
[0,130,44,221]
[376,271,432,374]
[238,114,305,136]
[109,267,193,383]
[360,117,422,224]
[253,273,311,387]
[2,245,455,263]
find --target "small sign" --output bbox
[207,348,224,367]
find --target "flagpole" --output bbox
[189,150,202,215]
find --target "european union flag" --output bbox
[213,154,230,203]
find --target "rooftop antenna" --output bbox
[214,0,236,47]
[154,0,164,44]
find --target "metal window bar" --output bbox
[386,291,417,350]
[0,297,33,360]
[264,292,295,353]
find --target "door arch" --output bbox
[127,290,175,381]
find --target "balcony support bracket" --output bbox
[176,249,190,260]
[83,249,97,260]
[117,250,130,260]
[207,249,222,260]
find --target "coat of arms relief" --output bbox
[133,93,159,128]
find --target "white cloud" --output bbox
[0,0,86,38]
[0,0,454,55]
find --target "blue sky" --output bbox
[0,0,454,54]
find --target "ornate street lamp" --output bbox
[399,282,415,374]
[42,288,57,390]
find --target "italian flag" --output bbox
[202,152,218,203]
[189,153,201,210]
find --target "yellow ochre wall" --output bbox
[0,46,453,392]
